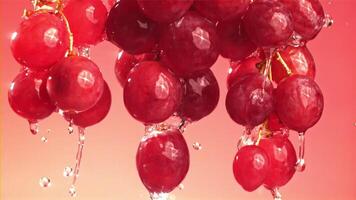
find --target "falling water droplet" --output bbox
[69,185,77,197]
[47,129,51,134]
[178,183,184,190]
[192,142,202,151]
[63,166,74,177]
[39,177,51,188]
[41,136,48,143]
[29,121,39,135]
[296,132,306,172]
[323,14,334,28]
[150,192,170,200]
[68,121,74,135]
[271,188,282,200]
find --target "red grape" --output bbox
[227,56,261,89]
[123,61,182,124]
[11,12,69,71]
[243,0,293,47]
[259,135,297,188]
[106,0,157,54]
[266,112,287,132]
[8,70,56,121]
[64,0,108,46]
[136,128,189,193]
[63,82,111,127]
[271,45,316,83]
[178,69,220,122]
[281,0,325,41]
[233,145,270,192]
[274,75,324,132]
[159,11,219,76]
[194,0,250,22]
[47,56,104,112]
[137,0,194,23]
[217,19,257,61]
[226,73,274,128]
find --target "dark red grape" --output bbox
[227,56,261,89]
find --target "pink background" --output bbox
[1,0,355,199]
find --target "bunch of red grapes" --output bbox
[8,0,330,199]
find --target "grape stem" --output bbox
[276,52,293,76]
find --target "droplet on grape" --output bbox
[63,166,74,177]
[39,176,51,188]
[323,14,334,28]
[68,121,74,135]
[29,121,39,135]
[150,192,170,200]
[178,183,184,190]
[192,142,202,151]
[271,188,282,200]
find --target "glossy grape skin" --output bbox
[63,82,111,127]
[114,50,160,87]
[64,0,108,46]
[281,0,325,41]
[227,56,261,89]
[11,12,69,71]
[123,61,182,124]
[8,70,56,121]
[159,11,219,76]
[137,0,194,23]
[136,128,189,193]
[259,136,297,188]
[226,73,274,128]
[274,75,324,132]
[217,19,257,61]
[271,46,316,83]
[233,145,270,192]
[47,56,104,112]
[243,0,293,47]
[106,0,157,54]
[178,69,220,122]
[194,0,250,22]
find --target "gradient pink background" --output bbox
[1,0,356,199]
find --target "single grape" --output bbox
[63,82,111,127]
[123,61,182,124]
[243,0,293,47]
[233,145,270,192]
[8,70,56,121]
[217,19,257,61]
[47,56,104,112]
[136,128,189,193]
[64,0,108,46]
[280,0,325,41]
[106,0,157,54]
[226,73,274,128]
[274,75,324,132]
[227,56,261,89]
[178,69,220,122]
[194,0,250,22]
[137,0,194,23]
[159,11,219,76]
[259,135,297,188]
[271,45,316,83]
[11,12,69,71]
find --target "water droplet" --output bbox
[323,14,334,28]
[192,142,202,151]
[29,121,39,135]
[39,177,51,188]
[41,136,48,143]
[69,185,77,197]
[271,188,282,200]
[150,192,170,200]
[296,132,306,172]
[47,129,51,134]
[77,46,90,58]
[68,121,74,135]
[178,183,184,190]
[63,167,74,177]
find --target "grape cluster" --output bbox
[9,0,111,132]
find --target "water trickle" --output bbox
[323,14,334,28]
[295,132,306,172]
[63,166,74,177]
[271,188,282,200]
[192,142,202,151]
[29,120,39,135]
[150,192,170,200]
[39,177,51,188]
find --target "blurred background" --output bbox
[1,0,355,200]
